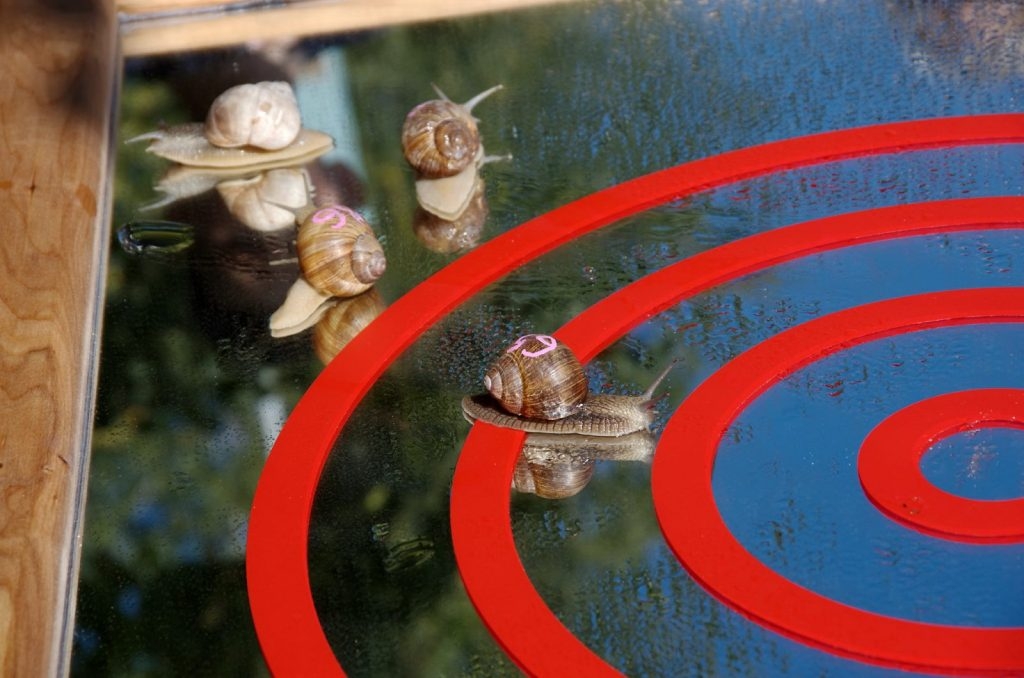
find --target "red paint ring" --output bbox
[245,116,1024,677]
[452,200,1024,676]
[652,289,1024,675]
[858,389,1024,543]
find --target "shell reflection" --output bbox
[513,430,656,500]
[312,288,387,364]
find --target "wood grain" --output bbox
[120,0,582,56]
[0,0,117,675]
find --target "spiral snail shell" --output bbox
[461,334,674,437]
[205,81,301,150]
[297,204,387,298]
[514,448,594,500]
[269,205,387,337]
[512,429,655,499]
[402,84,502,178]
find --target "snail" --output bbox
[461,334,674,437]
[129,81,334,170]
[401,84,503,178]
[404,85,508,224]
[269,204,387,336]
[216,168,311,232]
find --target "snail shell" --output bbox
[462,340,674,437]
[297,205,387,298]
[402,84,502,178]
[481,334,588,420]
[205,81,302,150]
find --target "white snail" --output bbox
[129,81,334,170]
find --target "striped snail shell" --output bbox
[482,334,588,420]
[205,81,302,150]
[401,84,502,178]
[297,205,387,298]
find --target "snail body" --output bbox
[412,177,488,252]
[402,84,502,178]
[130,124,334,170]
[461,334,673,437]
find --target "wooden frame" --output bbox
[0,0,577,674]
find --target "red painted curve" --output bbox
[653,289,1024,675]
[859,389,1024,543]
[245,115,1024,676]
[451,199,1024,675]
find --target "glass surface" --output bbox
[77,1,1024,676]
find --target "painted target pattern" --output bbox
[246,115,1024,676]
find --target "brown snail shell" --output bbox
[480,334,588,420]
[205,81,302,150]
[462,353,675,437]
[297,204,386,298]
[312,288,387,364]
[402,84,502,178]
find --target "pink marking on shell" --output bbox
[506,334,558,358]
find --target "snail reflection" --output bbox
[402,85,507,253]
[513,430,656,500]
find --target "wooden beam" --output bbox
[120,0,582,57]
[0,0,117,674]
